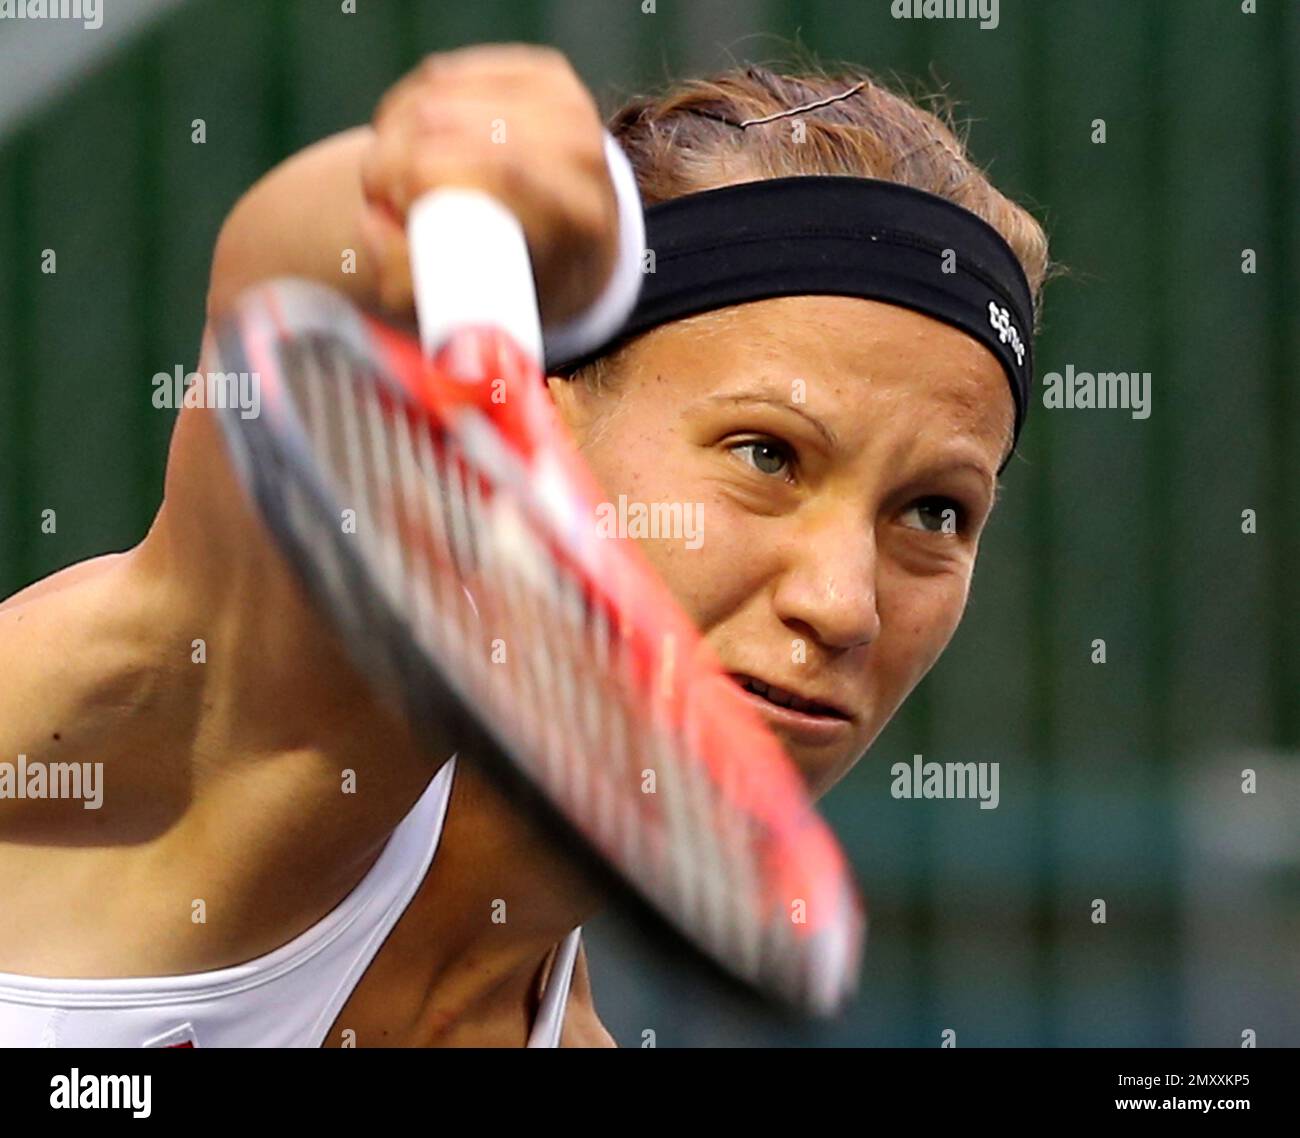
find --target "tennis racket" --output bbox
[209,164,865,1016]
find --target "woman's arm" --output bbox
[205,126,406,326]
[206,44,620,333]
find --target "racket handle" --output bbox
[408,187,545,365]
[407,131,644,371]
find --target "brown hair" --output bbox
[571,60,1053,391]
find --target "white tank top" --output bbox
[0,756,580,1047]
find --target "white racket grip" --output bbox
[407,131,645,368]
[408,187,544,363]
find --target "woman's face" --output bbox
[548,295,1014,798]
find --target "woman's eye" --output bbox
[902,497,965,535]
[731,439,794,479]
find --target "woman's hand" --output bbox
[359,43,619,327]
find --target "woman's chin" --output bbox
[777,734,868,801]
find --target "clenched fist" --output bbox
[359,44,619,328]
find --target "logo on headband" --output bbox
[987,301,1026,368]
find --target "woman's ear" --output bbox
[545,373,595,438]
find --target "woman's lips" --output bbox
[728,673,854,746]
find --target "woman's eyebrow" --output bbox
[699,390,839,448]
[909,457,1000,507]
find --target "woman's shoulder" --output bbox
[558,941,618,1048]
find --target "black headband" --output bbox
[547,175,1035,463]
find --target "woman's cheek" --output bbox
[632,487,759,632]
[895,571,972,682]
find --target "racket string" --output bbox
[383,353,793,982]
[229,308,858,1010]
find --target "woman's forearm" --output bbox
[206,126,413,328]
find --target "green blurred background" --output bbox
[1,0,1296,1046]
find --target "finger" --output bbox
[358,202,414,313]
[417,42,573,83]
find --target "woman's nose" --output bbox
[770,520,881,652]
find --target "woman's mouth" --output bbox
[728,673,854,745]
